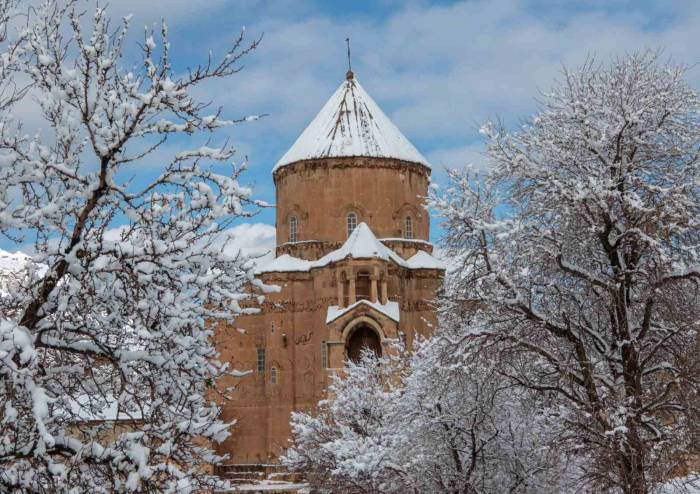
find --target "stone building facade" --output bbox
[214,71,444,463]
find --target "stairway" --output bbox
[216,464,307,493]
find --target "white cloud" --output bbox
[193,0,700,171]
[86,0,230,24]
[219,222,276,266]
[17,1,700,182]
[8,1,700,169]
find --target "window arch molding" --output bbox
[268,360,283,384]
[341,316,385,343]
[393,203,422,238]
[339,203,367,238]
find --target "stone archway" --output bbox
[346,324,382,363]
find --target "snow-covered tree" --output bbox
[0,1,266,491]
[397,313,577,493]
[284,349,411,494]
[431,52,700,493]
[285,335,575,493]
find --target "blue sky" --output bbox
[3,0,699,254]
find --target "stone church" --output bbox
[214,69,444,463]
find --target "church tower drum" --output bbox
[214,70,445,464]
[273,70,431,257]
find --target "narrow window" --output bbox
[321,341,328,369]
[404,216,413,239]
[289,216,298,242]
[270,366,278,384]
[271,321,275,334]
[347,212,357,237]
[257,347,265,375]
[355,272,371,301]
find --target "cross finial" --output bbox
[345,37,353,80]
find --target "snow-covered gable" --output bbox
[273,74,430,171]
[326,300,400,324]
[316,222,407,266]
[257,223,445,274]
[406,250,446,270]
[255,253,312,274]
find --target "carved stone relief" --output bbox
[294,329,313,345]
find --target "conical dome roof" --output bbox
[273,73,430,171]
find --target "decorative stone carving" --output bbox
[258,297,336,314]
[294,329,313,345]
[400,299,437,312]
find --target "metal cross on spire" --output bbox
[345,37,354,80]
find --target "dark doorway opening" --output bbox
[346,324,382,363]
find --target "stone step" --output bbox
[222,475,270,484]
[218,463,280,473]
[220,481,307,494]
[215,463,306,492]
[269,471,303,482]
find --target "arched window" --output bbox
[270,365,278,384]
[404,216,413,239]
[347,212,357,237]
[289,216,298,243]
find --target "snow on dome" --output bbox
[273,75,430,171]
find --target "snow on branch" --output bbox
[0,1,268,491]
[432,51,700,492]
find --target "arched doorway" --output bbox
[346,324,382,363]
